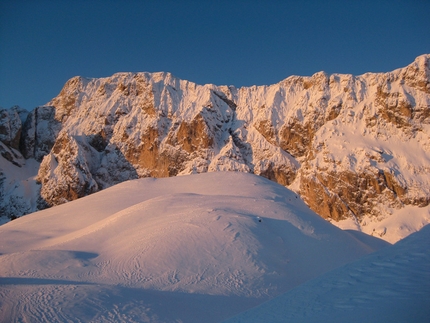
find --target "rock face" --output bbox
[20,106,62,161]
[0,106,27,166]
[1,55,429,235]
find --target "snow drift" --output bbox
[224,223,430,323]
[0,172,388,322]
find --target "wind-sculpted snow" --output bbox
[1,55,429,242]
[223,224,430,323]
[0,172,389,322]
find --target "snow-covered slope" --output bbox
[0,172,388,322]
[223,223,430,323]
[1,55,429,242]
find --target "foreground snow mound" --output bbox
[224,224,430,323]
[0,172,388,322]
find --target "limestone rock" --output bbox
[1,55,429,235]
[37,132,98,206]
[20,106,61,161]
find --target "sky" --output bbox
[1,0,429,111]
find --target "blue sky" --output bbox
[1,0,429,110]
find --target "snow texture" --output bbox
[0,172,389,323]
[223,224,430,323]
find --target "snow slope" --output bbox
[0,153,40,218]
[223,224,430,323]
[334,204,430,244]
[0,172,388,322]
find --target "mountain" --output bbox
[0,172,389,322]
[223,223,430,323]
[1,55,429,242]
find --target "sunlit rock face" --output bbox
[1,55,429,227]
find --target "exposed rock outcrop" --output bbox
[1,55,429,233]
[20,106,62,161]
[37,132,98,206]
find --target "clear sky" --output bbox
[1,0,429,111]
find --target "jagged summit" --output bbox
[1,54,429,242]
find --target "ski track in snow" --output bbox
[0,282,159,323]
[0,281,263,323]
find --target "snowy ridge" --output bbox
[0,172,389,322]
[1,54,430,242]
[223,223,430,323]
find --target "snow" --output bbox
[0,155,39,191]
[1,57,429,321]
[0,172,389,322]
[334,204,430,243]
[3,55,430,243]
[223,223,430,323]
[0,154,41,219]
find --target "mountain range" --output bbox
[1,54,430,242]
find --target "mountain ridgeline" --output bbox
[1,55,429,231]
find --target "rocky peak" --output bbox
[1,55,429,241]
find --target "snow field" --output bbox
[0,172,388,322]
[223,224,430,323]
